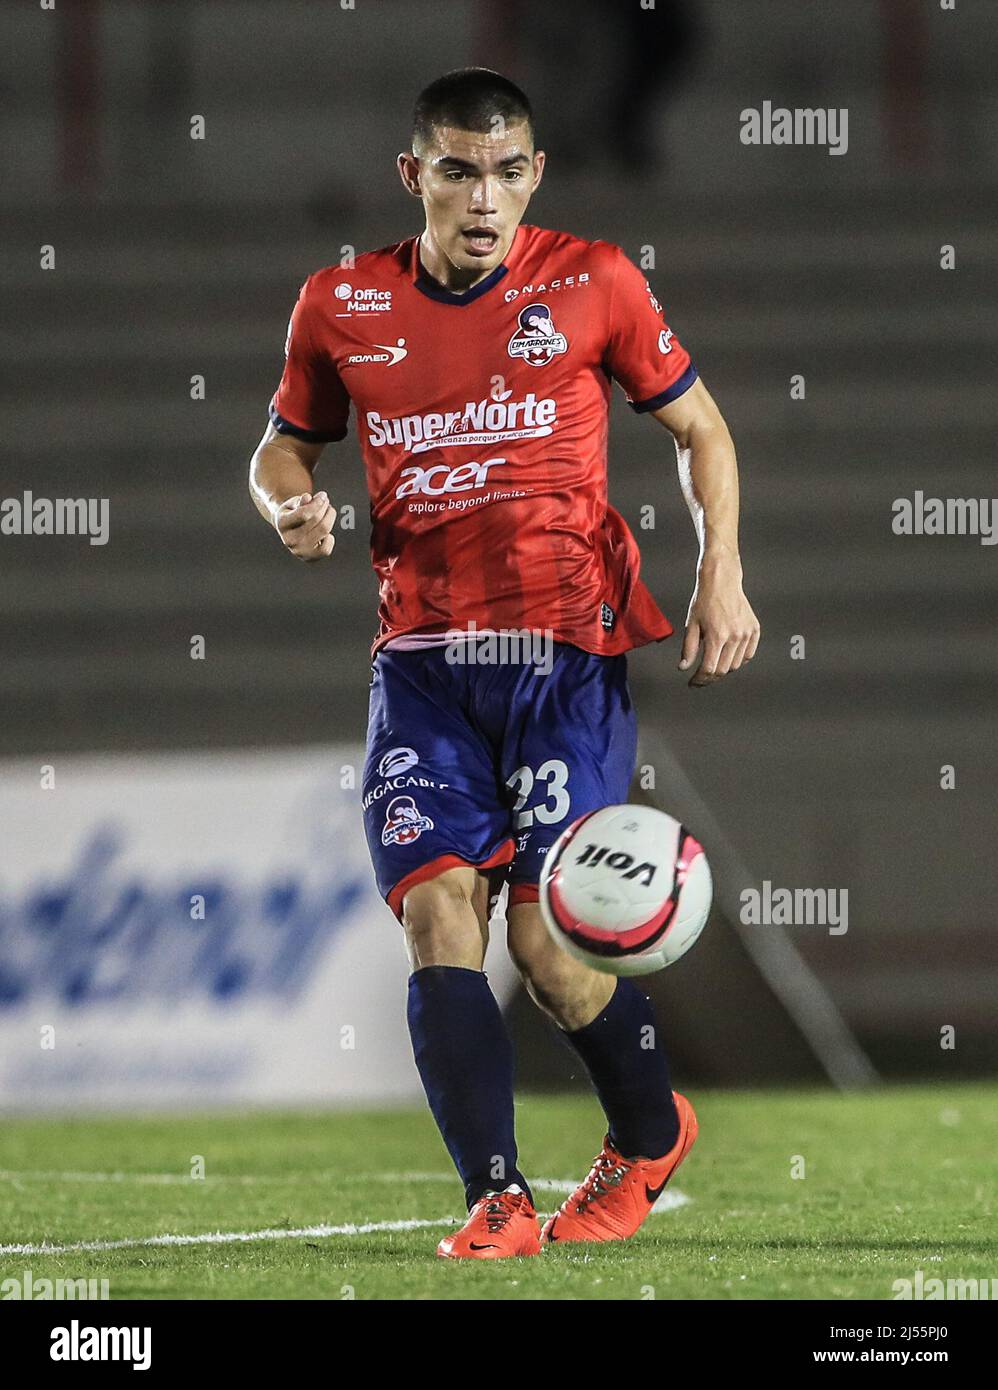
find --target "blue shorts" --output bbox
[361,641,638,917]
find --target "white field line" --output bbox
[0,1172,690,1256]
[0,1218,460,1258]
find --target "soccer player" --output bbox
[249,69,760,1258]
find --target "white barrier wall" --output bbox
[0,747,516,1111]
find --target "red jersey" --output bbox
[270,224,698,655]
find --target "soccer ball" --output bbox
[539,805,712,976]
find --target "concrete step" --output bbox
[3,224,992,289]
[5,375,998,448]
[2,336,990,401]
[2,627,995,702]
[5,300,993,368]
[2,466,988,528]
[6,425,993,495]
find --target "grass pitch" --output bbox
[1,1083,994,1300]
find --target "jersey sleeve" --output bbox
[603,247,698,413]
[269,276,350,442]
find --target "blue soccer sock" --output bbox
[407,965,533,1209]
[564,978,680,1159]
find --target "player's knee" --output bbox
[511,930,610,1028]
[401,867,487,970]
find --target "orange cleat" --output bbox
[437,1186,541,1259]
[540,1091,698,1245]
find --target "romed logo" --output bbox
[347,339,408,366]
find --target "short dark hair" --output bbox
[412,68,534,152]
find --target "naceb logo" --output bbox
[504,272,590,302]
[381,796,434,847]
[507,303,569,368]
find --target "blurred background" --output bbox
[1,0,996,1114]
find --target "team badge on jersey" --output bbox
[507,303,569,368]
[381,795,434,847]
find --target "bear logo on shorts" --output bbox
[381,795,434,847]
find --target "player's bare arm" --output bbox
[652,379,761,686]
[248,422,336,561]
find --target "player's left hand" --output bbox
[679,553,760,687]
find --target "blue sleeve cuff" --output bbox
[269,401,346,443]
[629,364,699,414]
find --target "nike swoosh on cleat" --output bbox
[469,1242,499,1251]
[645,1177,671,1204]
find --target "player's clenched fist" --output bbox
[274,491,336,561]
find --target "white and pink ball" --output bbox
[539,805,712,976]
